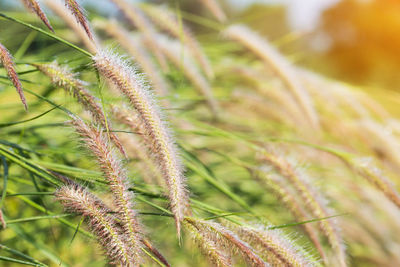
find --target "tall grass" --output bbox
[1,1,400,266]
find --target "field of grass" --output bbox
[1,1,400,266]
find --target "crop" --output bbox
[1,1,400,266]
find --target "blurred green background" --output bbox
[3,0,399,91]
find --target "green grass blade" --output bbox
[0,156,8,207]
[6,214,72,224]
[0,145,60,186]
[0,256,44,266]
[0,244,47,267]
[0,106,59,128]
[0,13,92,57]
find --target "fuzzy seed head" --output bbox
[110,0,169,71]
[186,218,269,267]
[55,183,136,265]
[68,116,143,262]
[200,0,227,22]
[0,42,27,110]
[64,0,93,40]
[21,0,54,32]
[154,35,219,115]
[253,168,327,263]
[35,62,126,156]
[93,49,190,236]
[0,209,6,230]
[140,4,214,79]
[224,24,319,129]
[45,0,98,53]
[261,152,346,266]
[235,224,317,267]
[184,220,232,267]
[94,19,170,97]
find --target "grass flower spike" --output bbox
[155,35,219,114]
[261,152,346,266]
[20,0,54,32]
[200,0,227,22]
[185,218,268,266]
[224,24,319,129]
[34,61,126,156]
[110,0,169,71]
[55,182,134,265]
[69,116,143,264]
[93,49,190,236]
[94,19,170,98]
[3,2,400,266]
[64,0,93,40]
[0,209,6,230]
[0,42,27,110]
[184,219,232,267]
[235,224,316,267]
[140,4,214,79]
[45,0,98,53]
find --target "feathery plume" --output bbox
[184,219,232,267]
[93,49,190,236]
[34,62,126,157]
[233,66,306,127]
[94,19,170,98]
[0,42,27,110]
[224,24,319,129]
[69,116,143,263]
[261,152,346,266]
[185,218,268,266]
[345,156,400,209]
[55,182,134,265]
[141,239,171,267]
[64,0,93,40]
[232,89,297,126]
[235,224,316,267]
[109,0,169,71]
[359,119,400,171]
[111,106,165,187]
[140,4,214,79]
[45,0,98,54]
[315,145,400,210]
[252,168,327,262]
[200,0,227,22]
[0,209,6,230]
[155,35,219,115]
[52,172,169,267]
[20,0,54,32]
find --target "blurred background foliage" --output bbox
[3,0,400,91]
